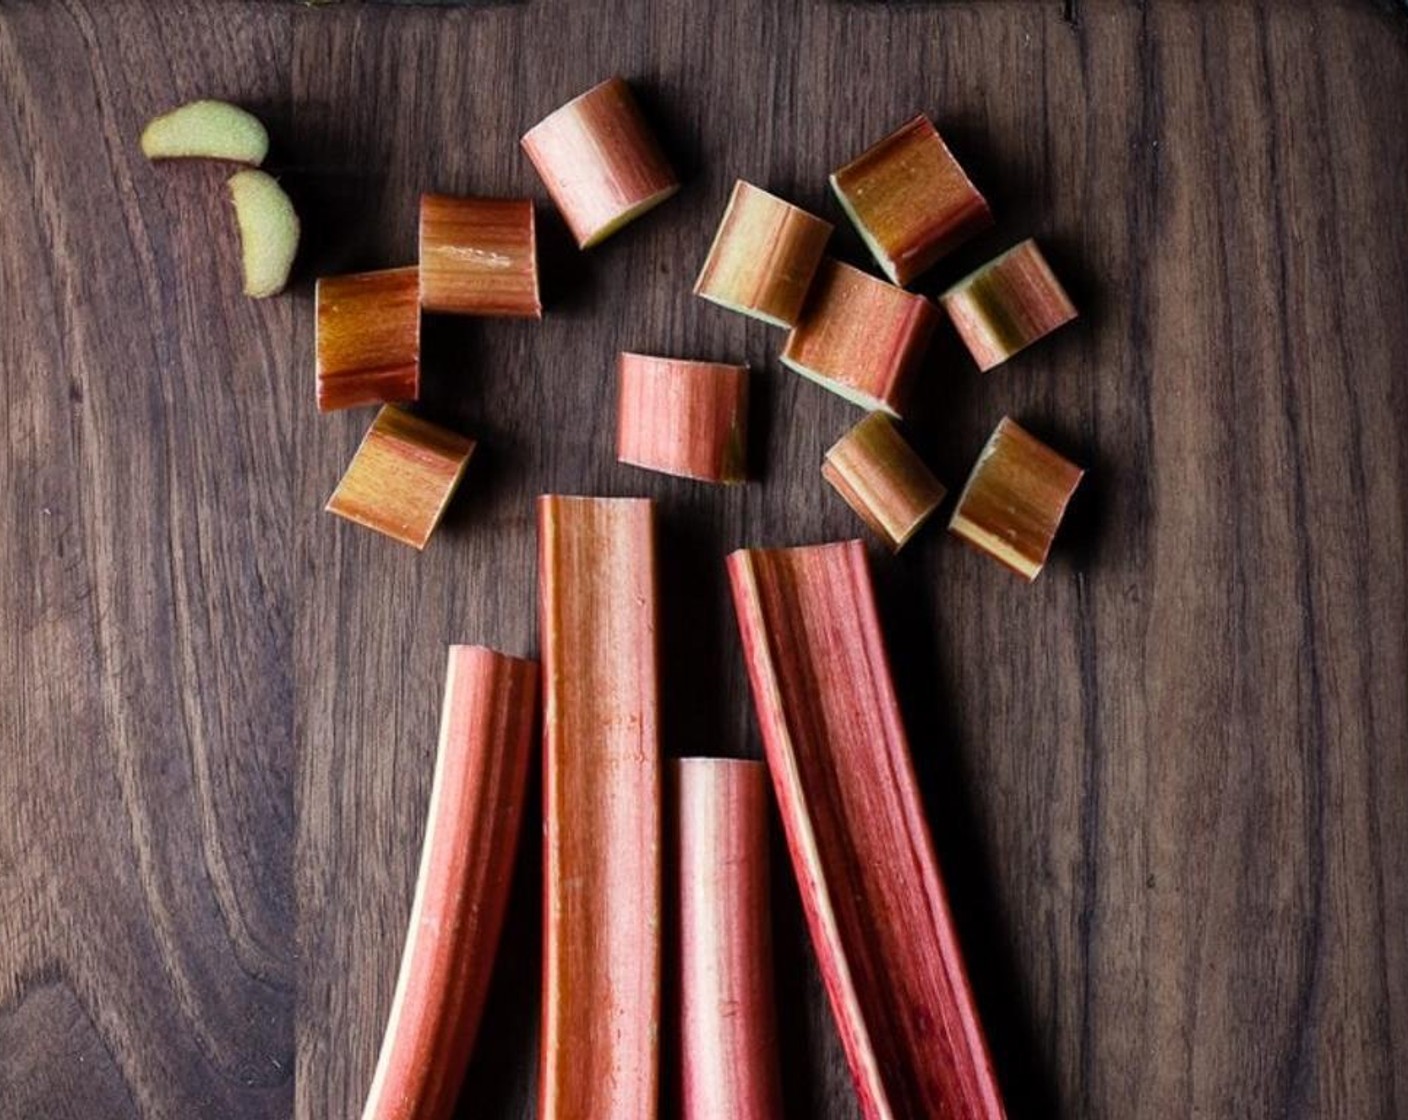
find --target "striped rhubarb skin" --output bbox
[362,646,538,1120]
[940,240,1077,371]
[728,540,1006,1120]
[522,77,678,249]
[316,267,421,412]
[693,180,832,327]
[780,259,939,418]
[616,353,749,483]
[830,114,992,287]
[674,758,782,1120]
[419,195,541,318]
[538,496,661,1120]
[822,413,946,551]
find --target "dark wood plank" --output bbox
[1,2,1405,1118]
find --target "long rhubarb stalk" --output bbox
[538,496,660,1120]
[522,77,679,249]
[616,353,749,483]
[728,541,1005,1120]
[362,646,539,1120]
[674,758,782,1120]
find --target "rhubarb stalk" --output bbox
[830,114,992,287]
[419,195,542,318]
[949,416,1084,580]
[940,239,1077,371]
[316,267,421,411]
[616,353,749,484]
[522,77,679,249]
[693,181,832,327]
[325,406,474,550]
[674,758,782,1120]
[780,259,939,417]
[822,413,946,551]
[538,496,660,1120]
[728,540,1005,1120]
[362,646,539,1120]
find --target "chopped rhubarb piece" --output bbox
[693,181,832,327]
[949,416,1084,580]
[325,406,474,550]
[362,646,539,1120]
[521,77,679,249]
[227,170,299,298]
[728,540,1005,1120]
[830,114,993,286]
[616,353,749,484]
[141,99,268,165]
[316,267,421,412]
[940,239,1077,370]
[674,759,782,1120]
[781,259,939,417]
[538,496,660,1120]
[419,195,542,318]
[822,413,946,551]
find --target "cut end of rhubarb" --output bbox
[830,114,993,287]
[227,169,299,298]
[780,258,938,417]
[325,406,474,550]
[140,99,268,165]
[522,76,679,249]
[419,195,542,318]
[941,239,1077,370]
[617,353,749,484]
[949,415,1084,580]
[316,267,421,412]
[694,181,832,327]
[823,413,946,551]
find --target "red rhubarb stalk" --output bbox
[674,758,782,1120]
[616,353,749,484]
[538,496,661,1120]
[521,77,679,249]
[362,645,539,1120]
[728,540,1005,1120]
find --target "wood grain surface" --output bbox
[1,2,1405,1118]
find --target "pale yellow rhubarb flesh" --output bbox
[941,240,1077,371]
[141,99,268,165]
[316,267,421,411]
[419,195,542,318]
[728,541,1006,1120]
[675,759,782,1120]
[325,406,474,550]
[830,114,992,287]
[521,77,679,249]
[949,416,1084,580]
[538,496,660,1120]
[227,170,299,298]
[616,353,749,484]
[361,646,539,1120]
[822,413,946,551]
[781,259,939,417]
[694,180,832,327]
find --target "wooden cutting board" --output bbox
[1,2,1405,1117]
